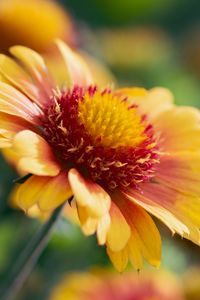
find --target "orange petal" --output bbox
[124,182,200,245]
[68,168,111,218]
[116,193,161,268]
[0,81,41,124]
[106,201,131,252]
[56,39,93,87]
[12,130,60,176]
[107,247,128,273]
[154,106,200,152]
[0,54,43,105]
[10,46,54,101]
[15,172,72,212]
[116,87,174,120]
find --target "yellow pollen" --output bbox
[78,91,146,148]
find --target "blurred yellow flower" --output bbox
[92,27,172,69]
[0,0,75,53]
[0,41,200,272]
[49,269,184,300]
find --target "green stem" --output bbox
[0,200,68,300]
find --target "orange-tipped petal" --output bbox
[68,168,111,218]
[107,247,128,273]
[56,39,93,87]
[10,46,54,101]
[106,202,131,252]
[124,182,200,246]
[14,172,72,212]
[116,87,174,120]
[12,130,60,176]
[0,81,41,123]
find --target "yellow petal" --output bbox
[15,172,72,211]
[68,168,111,218]
[107,247,128,272]
[13,130,60,176]
[116,87,174,120]
[0,54,42,104]
[0,112,34,148]
[106,201,131,252]
[56,39,93,87]
[116,194,161,268]
[10,46,53,100]
[0,81,41,123]
[154,106,200,152]
[38,172,72,211]
[77,205,98,235]
[96,213,110,245]
[125,182,200,246]
[128,235,143,270]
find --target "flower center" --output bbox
[41,86,159,190]
[78,90,145,148]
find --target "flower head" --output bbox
[49,269,184,300]
[1,41,200,271]
[0,0,75,53]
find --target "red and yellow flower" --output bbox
[0,41,200,271]
[49,269,184,300]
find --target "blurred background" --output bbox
[0,0,200,299]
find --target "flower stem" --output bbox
[0,200,68,300]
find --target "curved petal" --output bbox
[127,235,143,270]
[157,153,200,197]
[154,106,200,152]
[107,247,128,273]
[106,201,131,252]
[12,130,60,176]
[14,171,72,212]
[76,202,110,243]
[96,213,110,245]
[68,168,111,218]
[56,39,93,87]
[77,205,98,235]
[10,46,54,101]
[0,81,41,123]
[124,182,200,245]
[0,112,34,147]
[116,87,174,121]
[0,54,44,105]
[116,194,161,268]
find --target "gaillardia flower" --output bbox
[0,0,75,53]
[0,41,200,272]
[49,269,184,300]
